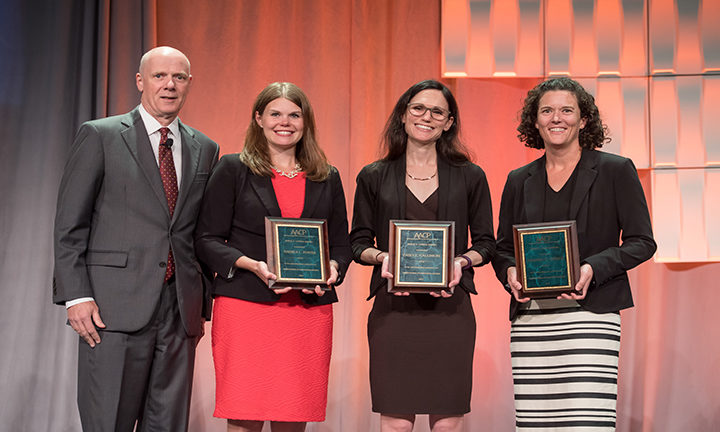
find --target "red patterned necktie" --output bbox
[158,127,177,281]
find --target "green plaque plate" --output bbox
[513,221,580,298]
[265,217,330,290]
[388,220,455,293]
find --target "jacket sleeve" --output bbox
[492,171,519,291]
[465,165,496,265]
[327,167,352,286]
[194,155,244,278]
[200,142,220,320]
[349,165,379,265]
[584,158,657,286]
[53,123,105,304]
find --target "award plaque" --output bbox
[513,221,580,298]
[387,220,455,293]
[265,217,331,290]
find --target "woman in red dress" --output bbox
[195,82,352,432]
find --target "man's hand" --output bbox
[67,301,106,347]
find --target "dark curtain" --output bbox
[0,1,155,430]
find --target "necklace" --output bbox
[273,163,302,179]
[406,171,437,181]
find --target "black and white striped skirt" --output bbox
[511,299,621,431]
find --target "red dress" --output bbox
[212,173,333,421]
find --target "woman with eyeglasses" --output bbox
[350,79,495,432]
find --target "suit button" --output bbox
[159,262,166,268]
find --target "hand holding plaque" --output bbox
[265,217,331,291]
[387,220,455,294]
[512,221,580,299]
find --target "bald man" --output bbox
[53,46,219,431]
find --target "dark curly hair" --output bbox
[381,79,471,165]
[517,77,610,149]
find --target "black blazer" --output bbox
[350,155,496,299]
[492,149,657,320]
[194,154,352,306]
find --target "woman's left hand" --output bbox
[430,259,463,298]
[558,263,593,300]
[301,260,339,297]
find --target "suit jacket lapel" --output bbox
[569,149,598,219]
[120,109,169,216]
[436,157,451,220]
[174,122,200,222]
[301,177,321,218]
[392,156,406,219]
[249,174,282,216]
[523,156,546,223]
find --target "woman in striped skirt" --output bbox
[493,77,657,431]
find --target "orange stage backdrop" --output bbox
[145,1,720,431]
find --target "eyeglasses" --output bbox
[407,103,451,121]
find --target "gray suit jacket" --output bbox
[53,107,219,337]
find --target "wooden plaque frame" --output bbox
[388,219,455,294]
[512,221,580,299]
[265,217,331,290]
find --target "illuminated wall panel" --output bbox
[514,0,544,76]
[705,170,720,259]
[441,0,720,261]
[545,0,647,77]
[652,170,682,260]
[650,0,720,74]
[651,76,720,168]
[442,0,469,75]
[652,169,720,262]
[467,0,493,77]
[701,0,720,72]
[442,0,543,77]
[702,75,720,165]
[616,0,647,76]
[442,0,647,78]
[576,77,650,168]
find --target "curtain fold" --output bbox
[0,1,155,430]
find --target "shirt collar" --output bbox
[138,104,180,139]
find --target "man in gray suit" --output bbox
[53,46,219,431]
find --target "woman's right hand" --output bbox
[254,261,291,294]
[507,266,530,303]
[235,257,289,294]
[381,253,410,297]
[380,253,393,279]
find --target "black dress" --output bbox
[367,187,476,414]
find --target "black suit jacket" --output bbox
[53,107,219,336]
[194,154,352,306]
[350,155,496,299]
[493,149,657,320]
